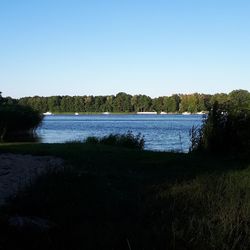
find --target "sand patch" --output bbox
[0,153,64,205]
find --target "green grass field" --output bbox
[0,143,249,250]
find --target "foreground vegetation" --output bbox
[191,100,250,157]
[84,131,145,150]
[0,93,42,141]
[0,142,249,250]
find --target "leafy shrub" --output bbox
[0,104,43,140]
[190,102,250,156]
[84,131,145,150]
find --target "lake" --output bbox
[37,114,204,152]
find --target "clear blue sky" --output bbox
[0,0,249,98]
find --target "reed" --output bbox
[84,131,145,150]
[190,102,250,157]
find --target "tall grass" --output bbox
[84,131,145,150]
[152,167,250,249]
[190,102,250,157]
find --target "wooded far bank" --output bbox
[2,89,250,113]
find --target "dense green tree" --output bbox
[93,96,106,112]
[0,102,42,140]
[113,92,132,112]
[60,96,72,112]
[229,89,250,111]
[84,96,94,112]
[131,95,139,112]
[152,97,164,112]
[203,94,212,110]
[210,93,229,106]
[195,93,208,112]
[2,96,16,105]
[179,94,206,113]
[24,96,48,112]
[48,96,61,112]
[73,96,85,112]
[103,96,114,112]
[162,95,180,112]
[135,95,152,112]
[179,95,194,112]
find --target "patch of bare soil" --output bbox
[0,153,64,205]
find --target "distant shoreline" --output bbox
[44,112,207,115]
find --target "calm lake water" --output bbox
[37,114,204,152]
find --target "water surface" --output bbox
[37,114,204,152]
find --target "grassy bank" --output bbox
[0,143,249,249]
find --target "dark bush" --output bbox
[190,102,250,156]
[0,104,43,140]
[84,131,145,150]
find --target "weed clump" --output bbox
[190,102,250,157]
[152,168,250,250]
[84,131,145,150]
[0,104,43,140]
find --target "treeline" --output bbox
[12,89,250,113]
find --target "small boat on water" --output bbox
[75,112,79,115]
[43,111,53,116]
[103,112,110,115]
[196,111,206,115]
[182,112,191,115]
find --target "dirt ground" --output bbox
[0,153,64,205]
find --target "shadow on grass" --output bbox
[0,143,249,249]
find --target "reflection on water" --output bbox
[37,114,204,152]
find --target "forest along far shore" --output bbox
[3,89,249,114]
